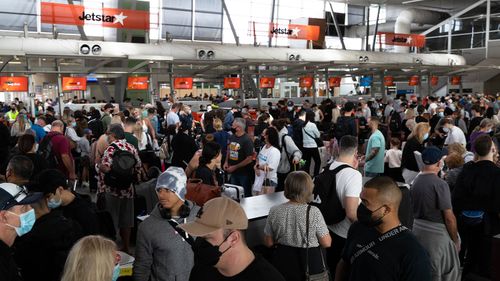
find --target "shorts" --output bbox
[104,193,134,229]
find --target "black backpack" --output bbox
[104,143,137,190]
[389,110,402,132]
[334,116,353,141]
[88,118,104,138]
[37,134,59,169]
[310,164,351,225]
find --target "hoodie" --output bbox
[134,202,200,281]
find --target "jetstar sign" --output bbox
[41,2,149,30]
[377,32,426,48]
[269,23,320,40]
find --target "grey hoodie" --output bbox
[278,127,302,174]
[133,202,200,281]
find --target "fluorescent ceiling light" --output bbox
[402,0,425,4]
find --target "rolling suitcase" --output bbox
[221,184,245,202]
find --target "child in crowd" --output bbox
[384,137,404,182]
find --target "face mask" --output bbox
[357,203,386,227]
[438,112,444,118]
[423,133,429,141]
[192,235,232,267]
[443,127,450,133]
[7,209,36,237]
[71,122,76,127]
[287,106,293,111]
[142,110,148,118]
[48,196,62,209]
[230,128,237,134]
[112,264,120,281]
[486,129,493,134]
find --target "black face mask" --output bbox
[230,128,237,134]
[357,203,386,227]
[192,234,232,267]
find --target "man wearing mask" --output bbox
[36,169,99,236]
[411,147,460,281]
[224,118,254,197]
[224,106,238,131]
[442,118,466,147]
[101,103,114,130]
[180,197,285,281]
[14,180,82,281]
[364,117,385,177]
[179,105,194,131]
[0,183,42,281]
[335,177,431,281]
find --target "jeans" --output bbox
[230,173,252,197]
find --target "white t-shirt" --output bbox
[166,111,180,126]
[429,102,438,115]
[444,126,466,147]
[385,148,402,168]
[257,145,281,183]
[328,161,362,238]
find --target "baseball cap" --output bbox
[104,103,114,110]
[0,183,43,211]
[179,197,248,237]
[156,167,187,201]
[422,146,446,165]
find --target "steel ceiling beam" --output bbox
[128,60,151,73]
[87,58,123,74]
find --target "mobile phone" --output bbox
[73,180,78,191]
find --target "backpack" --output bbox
[389,110,402,133]
[38,134,59,169]
[310,164,351,225]
[88,118,104,138]
[104,143,137,190]
[334,116,353,141]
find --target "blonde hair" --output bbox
[447,143,466,156]
[133,124,144,142]
[408,122,430,143]
[284,171,314,204]
[61,235,116,281]
[213,118,223,131]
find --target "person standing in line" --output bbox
[224,118,254,197]
[302,111,322,177]
[364,117,385,177]
[335,177,431,281]
[411,147,460,281]
[180,197,285,281]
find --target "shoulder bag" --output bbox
[305,205,329,281]
[303,127,324,148]
[185,172,221,206]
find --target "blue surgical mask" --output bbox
[423,133,429,140]
[438,112,444,118]
[112,264,120,281]
[48,197,62,209]
[142,110,148,118]
[7,209,36,237]
[71,122,76,127]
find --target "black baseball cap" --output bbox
[104,103,115,110]
[422,146,446,165]
[0,183,43,211]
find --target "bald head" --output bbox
[362,176,401,210]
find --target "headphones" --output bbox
[159,202,191,220]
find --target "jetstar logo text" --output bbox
[270,28,293,35]
[377,32,425,48]
[268,23,320,40]
[41,2,149,30]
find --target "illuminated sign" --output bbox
[127,77,149,90]
[62,77,87,91]
[329,77,341,88]
[224,77,241,89]
[377,32,426,48]
[0,77,28,92]
[259,77,275,88]
[174,77,193,89]
[299,77,313,88]
[269,23,320,40]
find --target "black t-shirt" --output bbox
[189,254,285,281]
[342,222,431,281]
[195,165,216,186]
[60,194,100,236]
[401,137,424,172]
[468,116,483,134]
[0,240,22,281]
[415,115,428,123]
[227,134,254,174]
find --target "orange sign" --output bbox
[328,77,341,88]
[377,32,426,48]
[224,77,241,89]
[62,77,87,91]
[299,77,314,88]
[259,77,275,88]
[269,23,320,40]
[0,77,28,92]
[430,76,439,86]
[174,77,193,89]
[450,76,461,85]
[41,2,150,30]
[384,76,395,86]
[127,76,149,90]
[408,75,420,86]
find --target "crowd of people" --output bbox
[0,92,499,281]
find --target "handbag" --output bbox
[303,128,324,148]
[185,176,221,206]
[305,205,329,281]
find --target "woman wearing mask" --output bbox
[134,167,200,281]
[401,122,431,184]
[469,118,494,153]
[194,142,222,186]
[61,235,121,281]
[311,104,324,123]
[212,118,229,167]
[10,110,31,138]
[133,108,157,147]
[253,127,281,194]
[264,171,331,281]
